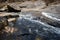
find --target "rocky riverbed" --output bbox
[0,0,60,40]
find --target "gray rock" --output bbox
[41,5,60,27]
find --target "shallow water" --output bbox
[1,13,60,40]
[11,14,60,40]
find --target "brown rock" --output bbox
[0,12,19,29]
[7,3,21,12]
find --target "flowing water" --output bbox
[10,13,60,40]
[1,12,60,40]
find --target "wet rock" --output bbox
[41,5,60,27]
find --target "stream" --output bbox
[9,13,60,40]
